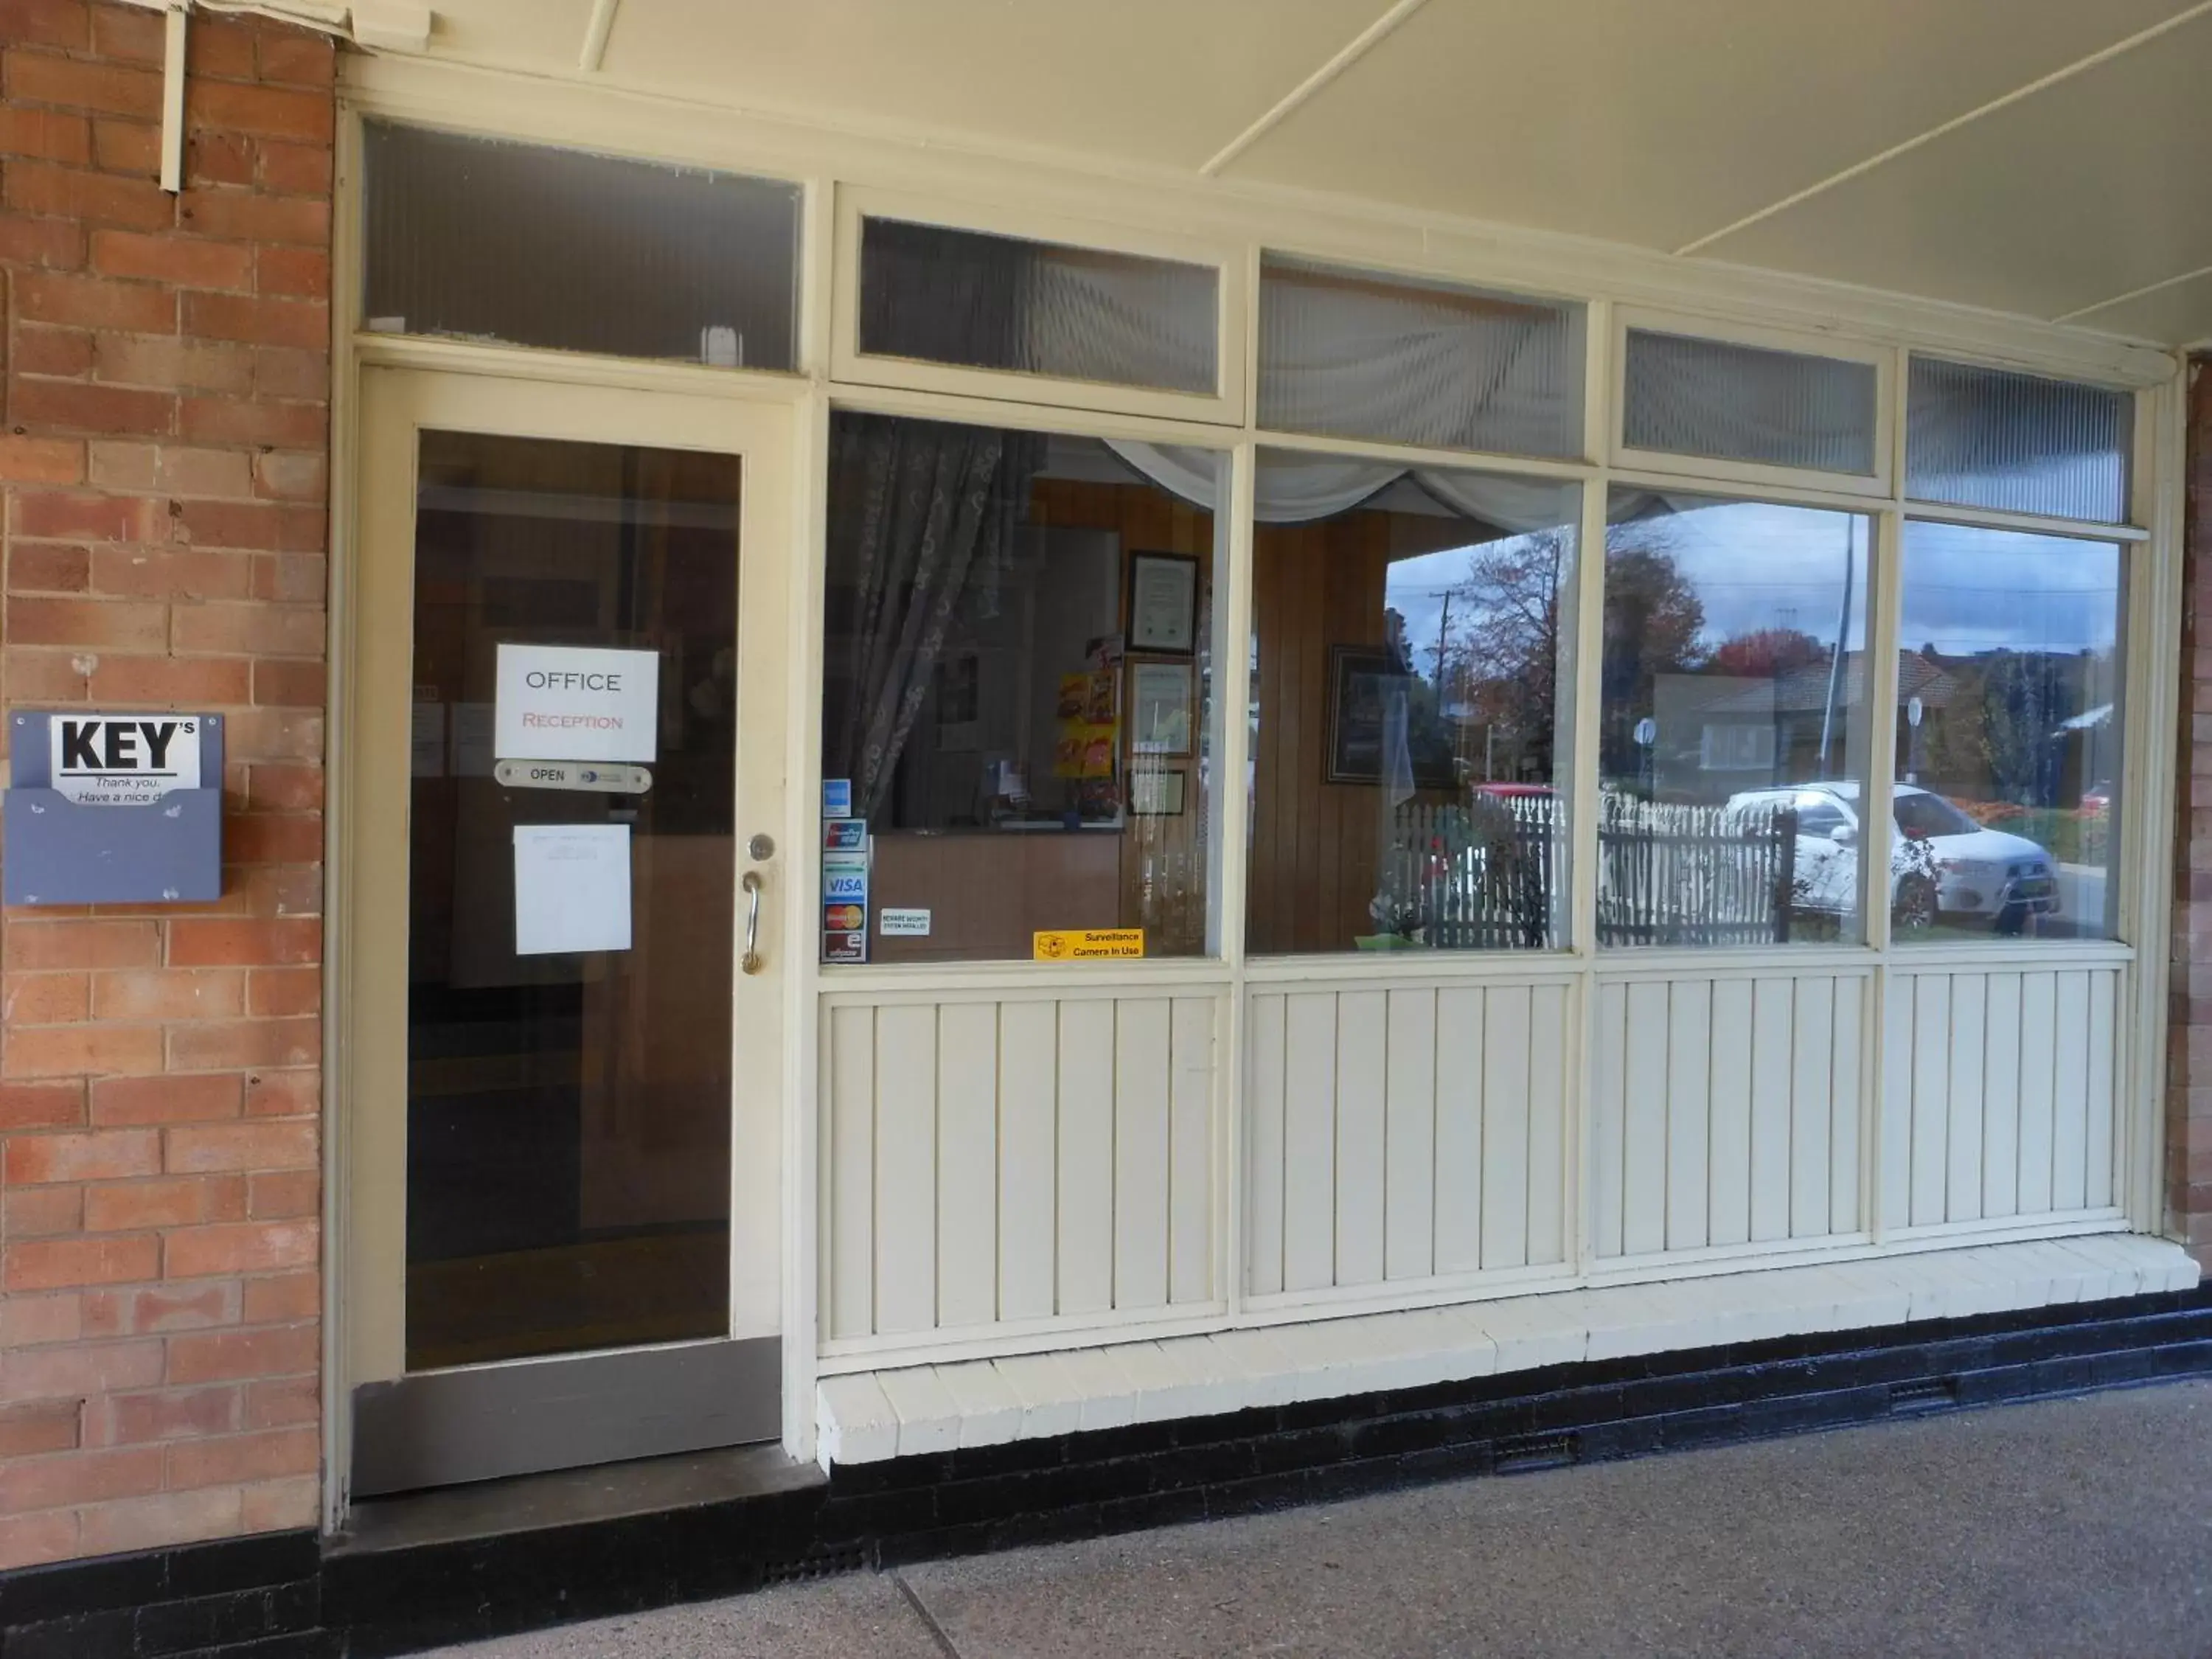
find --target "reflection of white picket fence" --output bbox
[1377,793,1800,950]
[1379,796,1559,949]
[1596,794,1797,946]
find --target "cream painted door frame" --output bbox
[338,365,794,1495]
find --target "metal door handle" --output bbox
[741,869,764,975]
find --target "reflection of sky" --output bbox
[1638,501,1868,650]
[1380,499,2122,679]
[1900,520,2119,655]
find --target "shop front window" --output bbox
[818,413,1222,963]
[1893,521,2123,942]
[1598,491,1871,947]
[1246,454,1579,953]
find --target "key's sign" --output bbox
[49,714,202,806]
[495,644,659,764]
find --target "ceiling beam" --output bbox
[2056,262,2212,324]
[1200,0,1428,177]
[580,0,619,72]
[1673,0,2212,258]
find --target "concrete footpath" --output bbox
[443,1379,2212,1658]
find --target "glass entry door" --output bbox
[344,369,792,1496]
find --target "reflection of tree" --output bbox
[1925,649,2101,807]
[1444,527,1570,780]
[1599,537,1705,778]
[1708,627,1828,681]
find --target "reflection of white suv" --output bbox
[1727,782,2059,931]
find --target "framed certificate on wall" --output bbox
[1127,551,1198,655]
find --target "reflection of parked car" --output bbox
[1725,782,2059,931]
[2080,780,2112,816]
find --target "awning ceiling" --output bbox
[362,0,2212,349]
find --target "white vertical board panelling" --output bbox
[1663,980,1711,1252]
[827,1004,876,1339]
[1706,979,1753,1248]
[1245,980,1570,1298]
[1168,997,1213,1306]
[1335,990,1388,1287]
[997,1001,1059,1322]
[1593,972,1867,1260]
[1979,973,2023,1220]
[1481,985,1534,1269]
[1246,992,1287,1296]
[819,990,1222,1349]
[936,1001,999,1329]
[1789,977,1834,1237]
[1057,999,1118,1315]
[1382,988,1438,1281]
[1620,981,1670,1256]
[1281,992,1339,1293]
[873,1003,939,1335]
[1590,981,1627,1260]
[1113,998,1172,1312]
[1881,964,2124,1228]
[1432,986,1486,1274]
[1525,986,1568,1268]
[1748,977,1794,1242]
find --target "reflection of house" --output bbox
[1667,650,1961,798]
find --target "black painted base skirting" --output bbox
[5,1284,2209,1657]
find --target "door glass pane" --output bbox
[1599,490,1872,947]
[406,431,739,1370]
[1893,521,2123,942]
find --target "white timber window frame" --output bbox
[323,55,2187,1502]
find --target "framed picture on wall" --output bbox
[1130,768,1186,815]
[1326,645,1457,790]
[1126,551,1198,654]
[1128,658,1194,756]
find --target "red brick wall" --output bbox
[2177,358,2212,1270]
[0,0,330,1568]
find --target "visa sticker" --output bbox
[823,868,867,903]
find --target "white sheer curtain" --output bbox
[1102,441,1585,533]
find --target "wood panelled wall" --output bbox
[1029,479,1213,956]
[1249,510,1472,954]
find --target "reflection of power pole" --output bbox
[1433,594,1452,687]
[1818,521,1853,776]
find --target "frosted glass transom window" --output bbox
[1907,358,2132,524]
[857,218,1218,395]
[1257,256,1584,459]
[363,122,800,369]
[1623,329,1879,477]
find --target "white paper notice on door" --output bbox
[513,824,633,956]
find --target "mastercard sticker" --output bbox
[824,902,865,933]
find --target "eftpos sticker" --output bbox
[822,856,867,903]
[822,778,852,818]
[50,714,202,806]
[822,931,867,963]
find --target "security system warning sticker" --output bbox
[49,714,202,806]
[1032,928,1144,961]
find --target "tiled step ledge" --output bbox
[818,1234,2201,1464]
